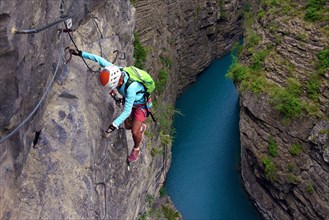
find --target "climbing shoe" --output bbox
[128,149,140,162]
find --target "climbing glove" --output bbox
[69,48,82,57]
[103,123,118,139]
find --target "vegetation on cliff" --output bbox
[228,0,328,119]
[228,0,329,219]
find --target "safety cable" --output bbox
[84,1,103,38]
[14,15,71,34]
[0,32,64,144]
[84,2,104,57]
[91,15,104,57]
[64,22,99,74]
[90,15,103,38]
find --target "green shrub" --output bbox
[160,55,173,69]
[231,41,244,56]
[289,143,302,156]
[304,0,326,22]
[264,0,279,6]
[306,183,315,193]
[271,87,302,118]
[303,101,321,116]
[318,49,329,68]
[227,61,249,82]
[267,21,280,34]
[258,10,266,19]
[306,74,320,100]
[243,2,251,13]
[268,137,278,157]
[227,55,267,94]
[146,194,154,207]
[296,33,309,42]
[153,102,177,139]
[133,33,147,69]
[156,68,169,94]
[160,131,172,146]
[138,213,148,220]
[162,205,181,220]
[248,76,266,93]
[159,186,167,197]
[286,78,302,95]
[251,49,268,70]
[287,174,301,185]
[317,48,329,75]
[262,156,277,182]
[287,163,294,172]
[151,146,164,157]
[162,205,182,220]
[246,31,261,49]
[319,129,329,134]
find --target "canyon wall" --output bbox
[237,1,329,219]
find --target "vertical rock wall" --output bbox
[0,0,137,218]
[134,0,242,104]
[1,0,72,217]
[238,1,329,219]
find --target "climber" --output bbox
[70,49,147,162]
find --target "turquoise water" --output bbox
[166,54,261,220]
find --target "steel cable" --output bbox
[0,32,64,143]
[14,15,71,34]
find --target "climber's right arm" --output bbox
[81,51,113,67]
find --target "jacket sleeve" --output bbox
[113,85,137,127]
[81,51,113,67]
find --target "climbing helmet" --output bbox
[99,65,122,90]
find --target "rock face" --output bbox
[0,0,137,219]
[135,0,243,98]
[238,1,329,220]
[0,0,242,219]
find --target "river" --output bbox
[166,53,261,220]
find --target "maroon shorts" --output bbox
[129,105,147,122]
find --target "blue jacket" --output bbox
[81,51,146,127]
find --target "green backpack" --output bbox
[123,66,157,122]
[123,66,155,95]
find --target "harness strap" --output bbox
[148,111,157,123]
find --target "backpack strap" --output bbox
[124,71,144,93]
[124,77,134,93]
